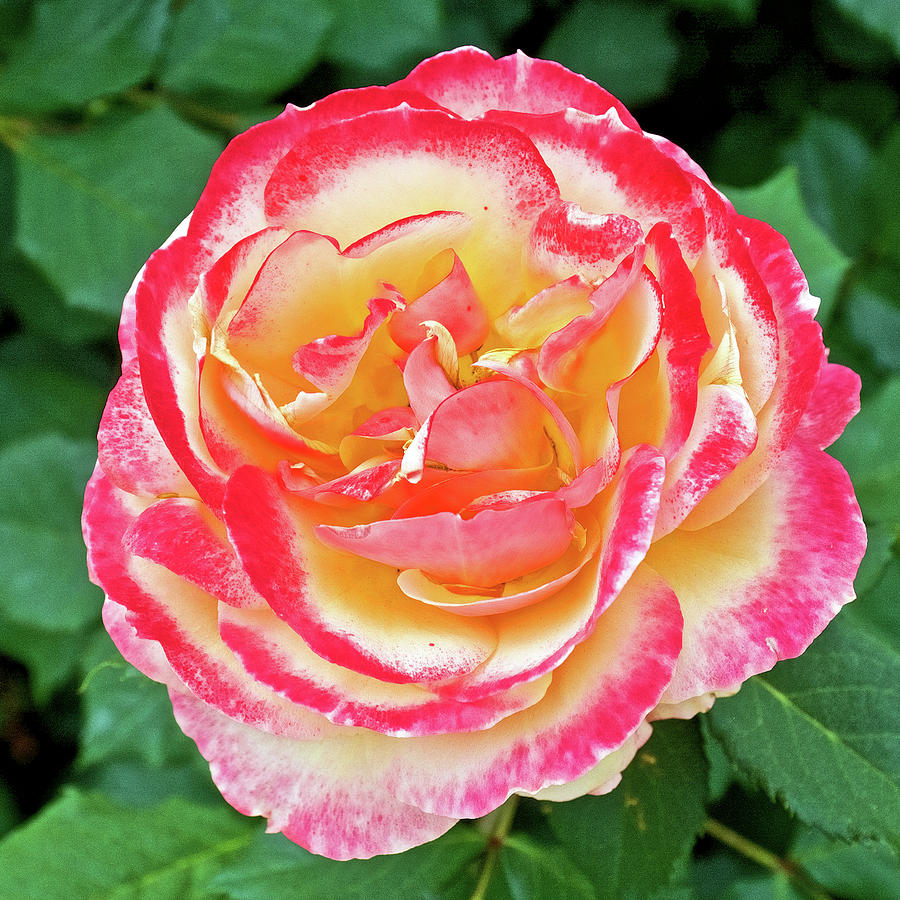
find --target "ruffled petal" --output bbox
[224,465,498,684]
[647,443,865,701]
[395,46,640,128]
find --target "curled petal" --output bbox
[218,604,550,736]
[389,252,490,355]
[395,46,640,128]
[125,497,265,609]
[653,383,758,540]
[647,443,865,701]
[97,359,193,497]
[316,496,575,589]
[529,200,643,282]
[224,465,498,684]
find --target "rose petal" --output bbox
[395,46,640,128]
[684,216,825,529]
[124,497,265,610]
[316,496,574,589]
[97,359,193,497]
[134,236,226,509]
[653,383,759,539]
[529,200,643,283]
[224,465,497,684]
[83,469,326,740]
[218,604,550,736]
[647,442,865,701]
[169,689,458,860]
[389,252,489,355]
[795,363,861,450]
[441,445,665,700]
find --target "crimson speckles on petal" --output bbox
[83,47,865,859]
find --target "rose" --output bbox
[82,46,865,860]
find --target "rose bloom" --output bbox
[83,47,865,859]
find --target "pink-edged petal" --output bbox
[473,355,585,474]
[529,200,643,282]
[134,237,227,509]
[389,252,489,355]
[82,468,328,740]
[123,497,265,609]
[225,230,345,386]
[485,107,707,259]
[262,106,559,320]
[644,223,711,457]
[416,378,560,472]
[538,251,663,397]
[395,46,640,129]
[653,383,758,539]
[402,333,457,424]
[218,604,550,736]
[352,406,418,437]
[697,202,780,414]
[316,496,574,589]
[389,565,681,818]
[684,216,826,529]
[647,442,865,702]
[795,363,861,449]
[342,210,473,258]
[497,275,594,347]
[224,465,497,684]
[102,597,181,688]
[441,445,665,700]
[187,86,448,259]
[192,226,289,327]
[118,215,192,368]
[528,721,652,801]
[97,359,193,497]
[306,459,401,507]
[169,689,458,860]
[293,293,402,395]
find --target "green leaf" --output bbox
[160,0,333,103]
[77,631,199,770]
[0,340,108,446]
[790,826,900,900]
[323,0,443,76]
[209,825,484,899]
[0,434,100,633]
[0,0,169,114]
[782,115,873,256]
[13,104,222,316]
[499,834,594,900]
[0,619,96,705]
[674,0,759,25]
[707,616,900,851]
[0,252,114,346]
[541,0,678,107]
[0,789,254,899]
[846,286,900,370]
[544,719,709,898]
[830,0,900,58]
[846,556,900,653]
[831,375,900,525]
[721,167,850,326]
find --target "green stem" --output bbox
[703,818,832,900]
[470,796,519,900]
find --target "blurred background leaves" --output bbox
[0,0,898,897]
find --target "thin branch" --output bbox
[470,796,519,900]
[704,817,833,900]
